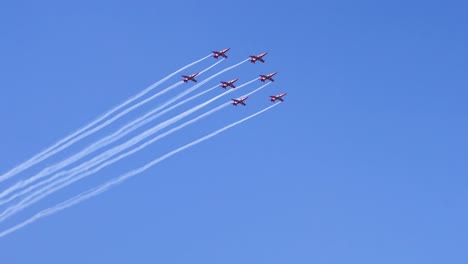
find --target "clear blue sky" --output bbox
[0,0,467,263]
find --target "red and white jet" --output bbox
[250,52,268,63]
[270,93,287,102]
[260,72,277,82]
[220,78,239,89]
[212,48,230,59]
[231,96,248,106]
[182,72,199,83]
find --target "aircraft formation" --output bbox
[183,48,287,107]
[0,48,286,238]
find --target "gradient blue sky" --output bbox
[0,0,467,263]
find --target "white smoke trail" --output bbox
[0,60,248,204]
[0,81,268,222]
[199,59,224,74]
[0,83,271,218]
[242,82,273,98]
[0,84,217,206]
[0,54,212,184]
[0,80,185,188]
[0,101,231,223]
[0,103,280,239]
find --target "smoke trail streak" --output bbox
[0,80,266,222]
[0,103,280,239]
[0,82,271,214]
[243,83,272,98]
[0,84,216,206]
[0,61,248,204]
[199,59,224,74]
[0,54,212,184]
[0,102,231,222]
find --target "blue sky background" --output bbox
[0,0,467,263]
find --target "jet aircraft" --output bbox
[231,96,248,106]
[260,72,277,82]
[182,72,199,83]
[250,52,268,63]
[212,48,230,59]
[220,78,239,89]
[270,93,287,102]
